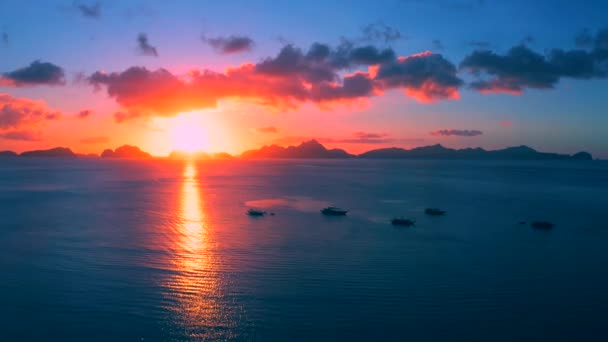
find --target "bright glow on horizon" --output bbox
[168,112,210,153]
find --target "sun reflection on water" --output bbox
[163,161,235,339]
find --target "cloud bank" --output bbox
[88,42,462,120]
[203,35,254,54]
[0,93,61,132]
[430,129,483,137]
[1,61,65,87]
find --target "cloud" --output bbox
[460,30,608,94]
[0,93,61,131]
[430,129,483,137]
[137,33,158,57]
[114,111,140,123]
[273,134,424,145]
[80,136,109,144]
[375,51,463,102]
[255,126,278,133]
[87,42,464,120]
[73,1,101,18]
[1,61,65,87]
[0,130,42,141]
[77,109,92,118]
[354,131,388,139]
[203,35,254,54]
[1,31,7,46]
[360,22,402,43]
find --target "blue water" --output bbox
[0,158,607,341]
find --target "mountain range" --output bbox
[241,140,593,160]
[0,140,595,160]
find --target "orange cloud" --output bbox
[0,93,61,131]
[87,43,465,121]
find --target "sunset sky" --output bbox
[1,0,607,157]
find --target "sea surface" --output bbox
[0,158,607,341]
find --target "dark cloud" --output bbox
[137,33,158,57]
[360,22,402,43]
[430,129,483,137]
[80,136,109,144]
[0,130,42,141]
[87,42,464,120]
[461,29,608,94]
[311,72,376,102]
[1,61,65,86]
[1,31,8,46]
[73,1,101,19]
[375,52,463,102]
[203,35,254,54]
[354,132,388,139]
[77,109,92,118]
[255,126,278,133]
[0,93,61,130]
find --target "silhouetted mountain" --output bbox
[0,151,18,157]
[241,139,353,159]
[213,152,235,159]
[20,147,76,158]
[359,144,593,160]
[101,145,151,159]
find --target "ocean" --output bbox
[0,158,607,341]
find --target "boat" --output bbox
[321,207,348,216]
[425,208,446,216]
[247,208,267,216]
[391,217,415,227]
[531,221,554,230]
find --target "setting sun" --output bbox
[168,112,210,153]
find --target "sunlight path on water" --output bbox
[162,161,239,340]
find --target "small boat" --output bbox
[247,208,267,216]
[425,208,446,216]
[321,207,348,216]
[531,221,554,230]
[391,217,415,227]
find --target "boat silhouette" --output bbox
[321,207,348,216]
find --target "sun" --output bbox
[168,112,210,153]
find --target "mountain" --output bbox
[241,139,354,159]
[101,145,152,159]
[359,144,593,160]
[0,151,18,157]
[20,147,76,158]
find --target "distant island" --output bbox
[0,140,595,160]
[241,140,593,161]
[101,145,151,159]
[241,140,351,159]
[19,147,76,158]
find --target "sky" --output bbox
[0,0,607,157]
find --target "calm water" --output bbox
[1,158,607,341]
